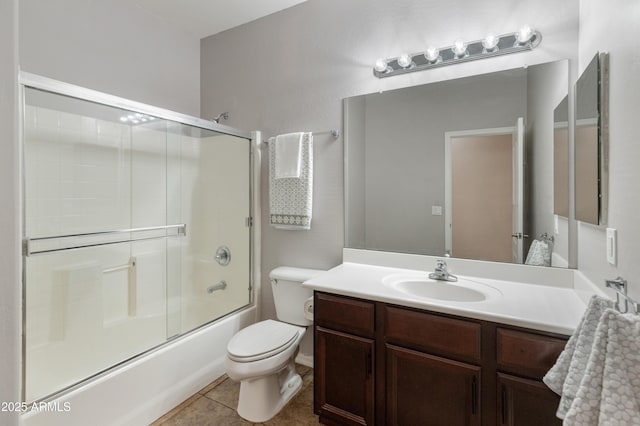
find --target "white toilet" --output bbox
[225,266,323,422]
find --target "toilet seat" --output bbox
[227,320,302,362]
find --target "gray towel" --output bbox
[543,295,615,418]
[564,308,640,425]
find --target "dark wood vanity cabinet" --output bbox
[314,293,376,426]
[315,327,375,426]
[386,345,481,425]
[496,328,566,426]
[384,305,483,425]
[313,291,568,426]
[497,373,563,426]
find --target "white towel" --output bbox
[274,132,303,178]
[269,132,313,230]
[543,295,615,418]
[563,308,640,425]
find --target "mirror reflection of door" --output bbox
[575,118,599,224]
[445,118,524,263]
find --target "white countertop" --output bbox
[303,262,591,336]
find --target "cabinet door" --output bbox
[497,373,562,426]
[315,326,375,426]
[386,344,481,426]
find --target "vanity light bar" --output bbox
[373,27,542,79]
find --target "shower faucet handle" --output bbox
[215,246,231,266]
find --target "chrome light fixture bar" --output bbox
[373,27,541,79]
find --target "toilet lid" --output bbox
[227,320,302,362]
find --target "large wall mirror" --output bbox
[344,60,570,267]
[575,52,609,226]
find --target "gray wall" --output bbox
[577,0,640,299]
[201,0,580,321]
[0,0,20,424]
[20,0,201,115]
[0,2,201,420]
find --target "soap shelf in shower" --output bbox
[23,224,187,256]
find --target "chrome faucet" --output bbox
[428,259,458,282]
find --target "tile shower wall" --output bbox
[24,106,133,237]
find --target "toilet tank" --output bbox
[270,266,325,326]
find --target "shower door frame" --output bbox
[18,71,257,403]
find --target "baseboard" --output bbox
[295,353,313,368]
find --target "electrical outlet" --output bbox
[606,228,617,265]
[431,205,443,216]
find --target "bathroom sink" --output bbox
[382,274,502,302]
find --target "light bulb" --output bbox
[482,33,499,51]
[516,25,534,44]
[127,115,135,120]
[374,58,389,73]
[119,116,128,122]
[424,46,440,62]
[132,120,139,124]
[452,40,467,57]
[397,53,412,68]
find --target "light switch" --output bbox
[432,205,443,216]
[606,228,617,265]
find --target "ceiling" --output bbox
[133,0,308,39]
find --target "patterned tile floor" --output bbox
[150,365,319,426]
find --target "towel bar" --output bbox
[605,277,640,314]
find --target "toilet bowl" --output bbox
[225,266,324,422]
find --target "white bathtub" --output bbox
[21,306,257,426]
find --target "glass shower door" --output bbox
[166,124,252,335]
[22,85,252,402]
[23,88,177,401]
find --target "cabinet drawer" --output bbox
[385,305,482,364]
[314,292,375,338]
[496,328,567,380]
